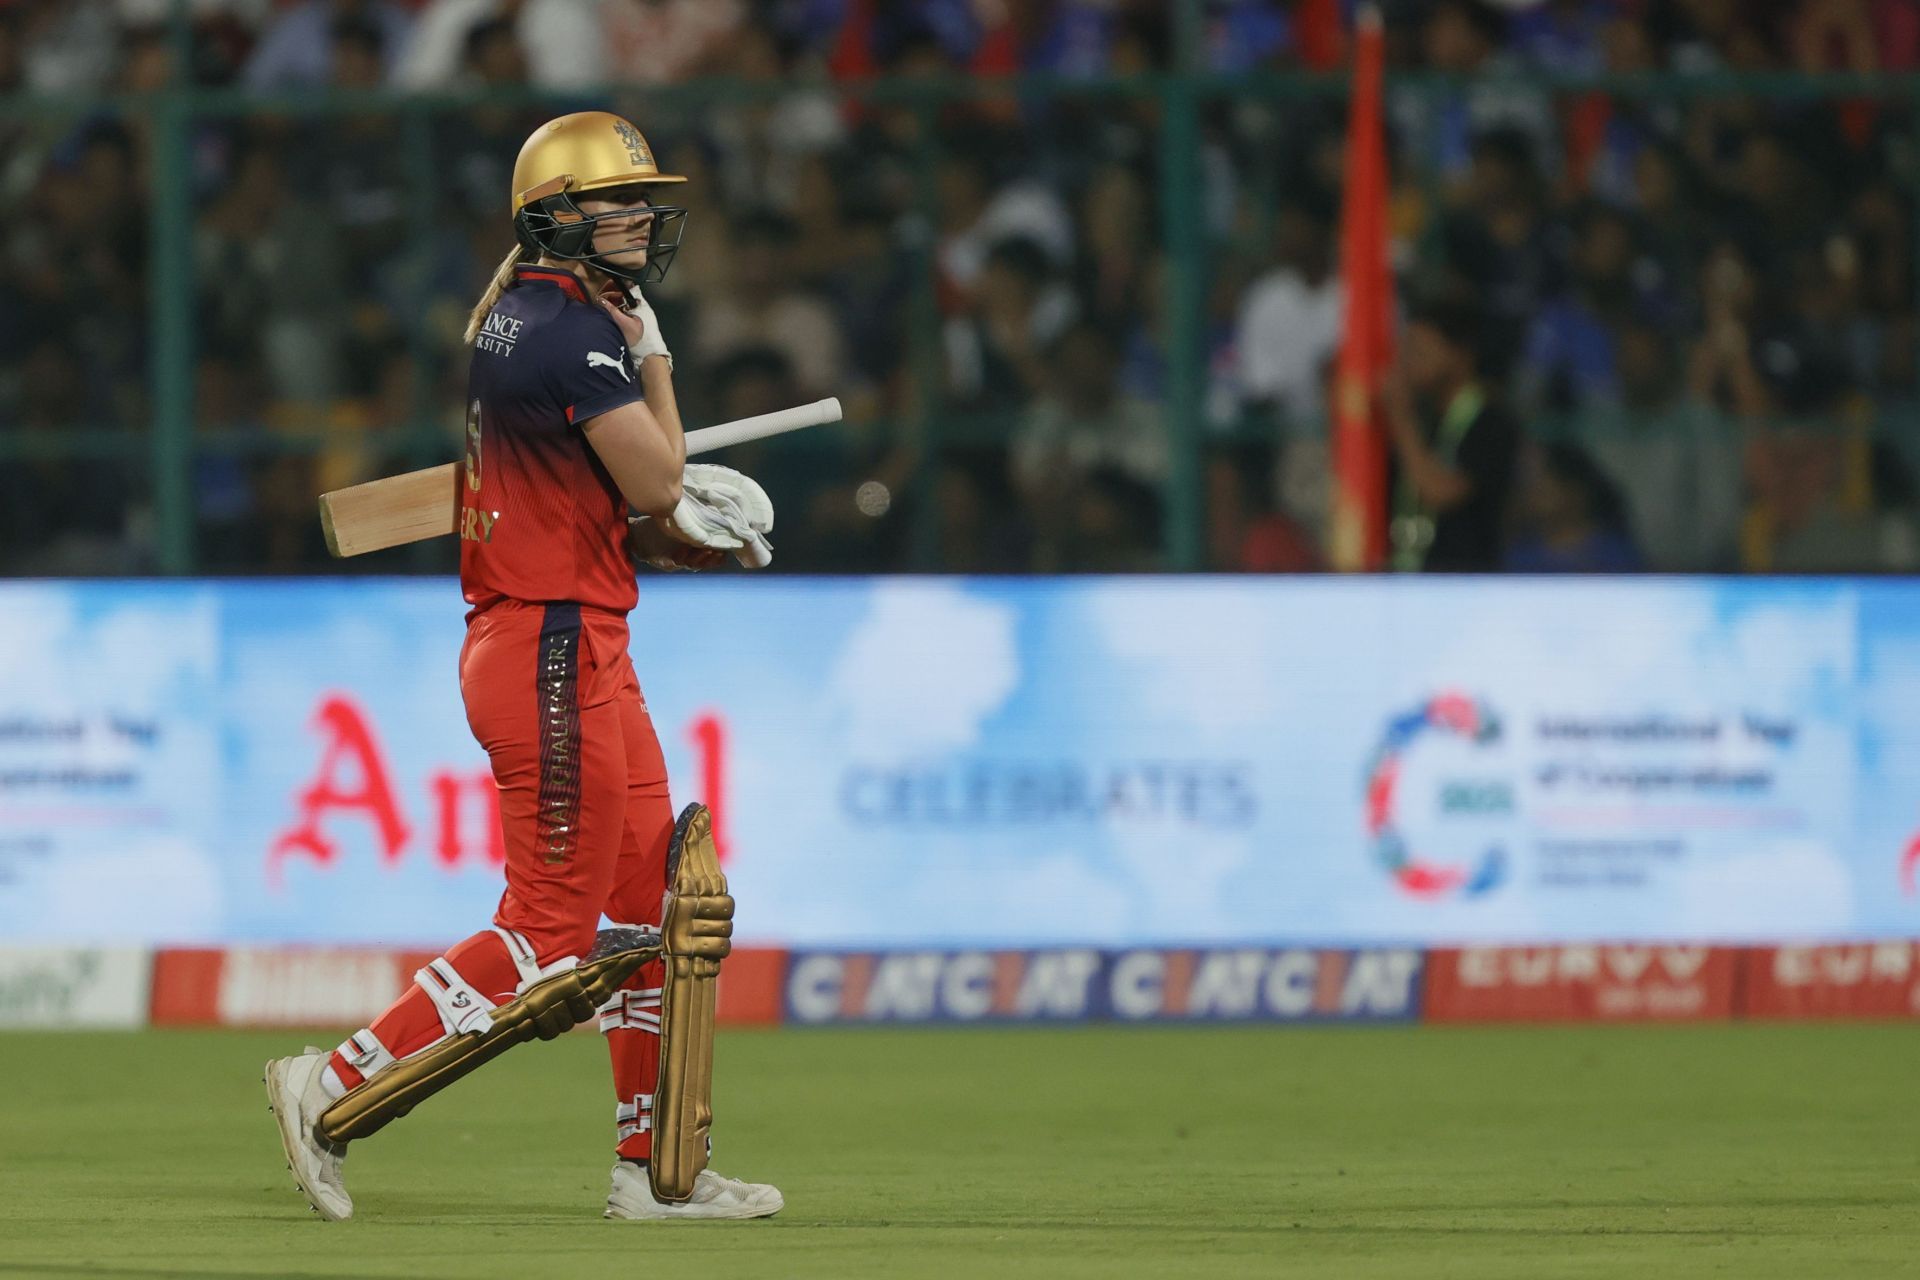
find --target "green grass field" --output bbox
[0,1024,1915,1279]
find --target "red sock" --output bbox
[604,956,664,1160]
[328,930,523,1090]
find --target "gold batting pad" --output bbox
[649,803,735,1203]
[315,928,662,1146]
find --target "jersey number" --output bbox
[464,398,484,493]
[459,400,497,543]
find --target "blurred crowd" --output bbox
[1,0,1918,574]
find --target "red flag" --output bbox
[827,0,878,82]
[1296,0,1346,71]
[1330,5,1394,572]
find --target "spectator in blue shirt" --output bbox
[1504,440,1646,572]
[1521,203,1647,412]
[243,0,412,89]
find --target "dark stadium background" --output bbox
[4,0,1916,577]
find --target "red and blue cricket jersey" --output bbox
[325,264,677,1166]
[460,265,644,615]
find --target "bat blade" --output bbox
[319,462,461,557]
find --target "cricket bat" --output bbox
[319,397,842,557]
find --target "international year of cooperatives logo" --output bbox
[1364,692,1510,900]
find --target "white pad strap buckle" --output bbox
[341,1028,396,1076]
[416,957,497,1037]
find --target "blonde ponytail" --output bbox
[464,245,526,345]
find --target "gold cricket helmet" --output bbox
[511,111,689,286]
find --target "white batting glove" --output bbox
[682,463,774,569]
[660,489,744,552]
[683,465,772,530]
[621,283,672,370]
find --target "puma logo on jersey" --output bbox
[587,350,630,382]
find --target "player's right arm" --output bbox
[581,400,684,518]
[566,301,684,519]
[636,352,685,459]
[579,291,695,521]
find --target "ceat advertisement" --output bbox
[3,576,1920,949]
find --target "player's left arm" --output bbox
[626,517,724,572]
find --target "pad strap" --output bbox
[341,1028,396,1076]
[616,1094,654,1143]
[492,927,543,987]
[597,987,663,1033]
[493,926,580,992]
[417,957,497,1037]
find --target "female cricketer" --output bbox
[263,111,781,1223]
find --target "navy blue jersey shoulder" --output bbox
[470,268,644,428]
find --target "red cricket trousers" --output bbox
[328,598,673,1159]
[462,599,674,956]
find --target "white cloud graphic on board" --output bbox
[24,835,224,944]
[1081,585,1289,732]
[1671,839,1854,937]
[827,583,1018,756]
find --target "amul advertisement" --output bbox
[1,577,1918,947]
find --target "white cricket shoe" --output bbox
[264,1048,352,1221]
[605,1161,783,1220]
